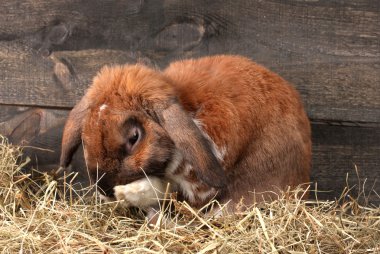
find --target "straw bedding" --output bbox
[0,135,379,253]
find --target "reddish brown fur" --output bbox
[78,65,179,195]
[164,56,311,206]
[60,55,311,209]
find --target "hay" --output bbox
[0,135,379,254]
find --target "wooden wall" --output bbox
[1,1,379,204]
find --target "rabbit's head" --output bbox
[60,64,226,197]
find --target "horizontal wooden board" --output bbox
[311,123,380,204]
[1,105,379,204]
[0,0,379,123]
[0,43,152,107]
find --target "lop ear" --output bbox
[59,95,90,169]
[156,100,226,189]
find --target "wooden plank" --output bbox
[0,105,88,183]
[0,105,67,145]
[1,44,379,123]
[0,1,148,43]
[0,42,153,108]
[1,105,379,203]
[279,61,380,124]
[311,123,380,205]
[0,1,379,123]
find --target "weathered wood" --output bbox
[0,42,152,107]
[0,105,88,182]
[311,123,380,204]
[1,0,379,123]
[0,105,67,144]
[1,105,379,203]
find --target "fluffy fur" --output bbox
[60,55,311,212]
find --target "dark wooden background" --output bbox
[1,0,379,204]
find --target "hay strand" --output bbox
[0,135,379,253]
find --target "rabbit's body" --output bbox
[60,55,311,213]
[163,56,311,207]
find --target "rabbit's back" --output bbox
[164,55,311,206]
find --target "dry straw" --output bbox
[0,135,379,253]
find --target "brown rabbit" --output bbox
[60,55,311,213]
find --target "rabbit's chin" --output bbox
[98,149,182,209]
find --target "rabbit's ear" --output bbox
[157,101,226,189]
[59,95,90,169]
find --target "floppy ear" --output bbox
[156,100,226,189]
[59,95,90,169]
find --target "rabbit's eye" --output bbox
[125,127,141,153]
[128,130,139,146]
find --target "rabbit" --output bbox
[59,55,311,216]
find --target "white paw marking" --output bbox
[113,176,170,208]
[168,164,196,203]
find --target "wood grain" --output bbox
[0,0,379,122]
[311,123,380,204]
[0,106,88,182]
